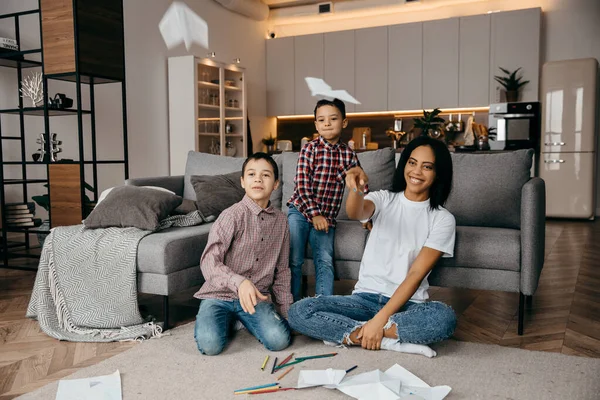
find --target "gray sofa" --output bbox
[126,147,545,334]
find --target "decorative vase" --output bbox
[505,90,519,102]
[266,145,274,153]
[226,141,237,157]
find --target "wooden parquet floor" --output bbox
[1,219,599,398]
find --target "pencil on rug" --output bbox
[276,366,294,380]
[261,355,269,370]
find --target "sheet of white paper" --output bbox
[159,1,208,50]
[304,77,361,104]
[335,370,402,400]
[297,368,346,388]
[56,370,121,400]
[386,364,452,400]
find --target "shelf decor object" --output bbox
[19,71,44,107]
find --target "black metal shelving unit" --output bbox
[0,5,129,270]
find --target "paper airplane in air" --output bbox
[159,1,208,51]
[305,77,361,105]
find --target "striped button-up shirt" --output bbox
[194,196,292,317]
[287,136,360,228]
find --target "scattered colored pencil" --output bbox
[236,386,280,395]
[261,355,270,371]
[345,365,358,373]
[273,359,304,371]
[234,382,278,393]
[295,352,337,361]
[276,366,294,380]
[277,352,294,367]
[249,388,295,395]
[270,356,278,374]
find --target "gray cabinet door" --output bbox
[295,33,324,115]
[490,8,541,103]
[324,30,355,113]
[423,17,459,109]
[266,37,294,116]
[459,14,490,107]
[355,26,388,112]
[388,22,422,111]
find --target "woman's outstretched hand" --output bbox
[356,316,386,350]
[345,167,369,193]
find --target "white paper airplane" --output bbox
[305,77,361,104]
[159,1,208,51]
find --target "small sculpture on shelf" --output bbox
[19,72,44,107]
[48,93,74,109]
[33,133,62,162]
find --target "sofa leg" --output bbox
[163,295,170,331]
[518,293,525,336]
[302,275,308,298]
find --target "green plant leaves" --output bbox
[494,67,529,91]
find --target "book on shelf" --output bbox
[6,217,34,224]
[0,37,17,46]
[7,220,35,227]
[4,202,35,211]
[5,210,34,217]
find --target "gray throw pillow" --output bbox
[191,171,246,220]
[172,199,197,215]
[84,185,183,231]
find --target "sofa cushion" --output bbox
[137,223,214,274]
[191,171,245,220]
[281,148,396,219]
[84,185,182,231]
[436,226,521,272]
[183,151,283,209]
[304,219,369,261]
[445,149,533,229]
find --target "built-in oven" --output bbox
[488,102,541,175]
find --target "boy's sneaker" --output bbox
[234,320,245,331]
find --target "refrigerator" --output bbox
[539,58,598,219]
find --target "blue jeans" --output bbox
[287,205,335,301]
[194,299,291,355]
[287,292,456,345]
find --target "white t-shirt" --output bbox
[353,190,456,302]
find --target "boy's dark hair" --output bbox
[242,152,279,181]
[392,135,453,210]
[314,98,346,120]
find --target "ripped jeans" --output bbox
[287,292,456,345]
[194,299,291,355]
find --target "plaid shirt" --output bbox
[194,196,293,317]
[287,136,360,228]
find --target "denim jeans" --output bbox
[287,292,456,345]
[287,205,335,301]
[194,299,291,355]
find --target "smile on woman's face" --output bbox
[403,145,436,202]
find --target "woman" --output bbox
[287,136,456,357]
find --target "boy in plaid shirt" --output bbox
[287,98,361,301]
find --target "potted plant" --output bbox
[494,67,530,102]
[262,134,276,153]
[413,108,445,139]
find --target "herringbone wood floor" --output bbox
[1,219,599,399]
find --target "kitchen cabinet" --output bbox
[267,36,294,116]
[294,33,324,115]
[423,17,459,109]
[459,14,491,107]
[490,8,541,103]
[388,22,423,111]
[355,26,388,112]
[324,30,356,113]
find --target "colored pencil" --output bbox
[277,352,294,367]
[276,366,294,380]
[249,388,295,395]
[261,355,270,370]
[273,359,304,370]
[295,352,337,361]
[235,386,280,395]
[234,382,278,393]
[345,365,358,373]
[270,356,278,374]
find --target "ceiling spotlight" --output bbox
[207,51,216,58]
[234,58,241,64]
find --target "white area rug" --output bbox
[17,322,600,399]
